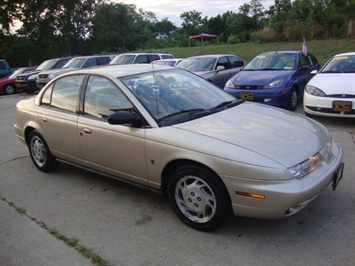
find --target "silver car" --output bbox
[177,54,245,88]
[14,64,344,231]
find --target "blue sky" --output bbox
[114,0,274,26]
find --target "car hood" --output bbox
[231,70,293,86]
[308,73,355,94]
[172,102,328,167]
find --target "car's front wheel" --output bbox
[28,130,59,172]
[4,84,16,95]
[287,88,298,111]
[168,165,230,231]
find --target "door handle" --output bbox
[41,117,48,123]
[82,128,92,134]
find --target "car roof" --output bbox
[118,52,173,55]
[260,50,300,55]
[333,52,355,57]
[65,64,174,77]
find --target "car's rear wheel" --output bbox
[287,88,298,111]
[28,130,59,172]
[4,84,16,95]
[168,165,230,231]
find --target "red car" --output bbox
[0,67,37,95]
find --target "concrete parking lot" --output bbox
[1,93,354,266]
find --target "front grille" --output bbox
[38,74,49,79]
[236,85,264,90]
[325,94,355,98]
[306,106,355,115]
[16,76,26,81]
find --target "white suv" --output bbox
[109,52,174,65]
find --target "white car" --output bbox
[14,64,344,231]
[304,52,355,118]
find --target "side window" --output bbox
[229,56,244,68]
[50,75,83,113]
[41,83,54,106]
[161,54,173,59]
[216,57,229,69]
[96,57,111,65]
[307,54,318,67]
[83,58,97,68]
[135,55,149,63]
[299,54,310,68]
[149,55,160,62]
[84,76,133,120]
[0,61,6,70]
[55,59,70,68]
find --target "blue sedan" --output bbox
[224,51,320,111]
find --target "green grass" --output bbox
[150,39,354,65]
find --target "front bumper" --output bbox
[304,93,355,118]
[224,87,291,107]
[221,141,343,219]
[15,80,38,93]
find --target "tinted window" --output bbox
[96,57,111,65]
[84,76,133,119]
[135,55,149,63]
[55,58,70,68]
[50,75,83,112]
[149,55,160,62]
[0,61,6,70]
[161,54,174,59]
[228,56,244,68]
[216,57,229,69]
[83,58,97,68]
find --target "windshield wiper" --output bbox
[158,109,205,122]
[209,100,242,111]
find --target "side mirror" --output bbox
[301,65,311,71]
[216,65,225,71]
[310,69,318,75]
[108,111,142,126]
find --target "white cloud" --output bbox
[112,0,274,26]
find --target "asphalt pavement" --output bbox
[1,93,354,266]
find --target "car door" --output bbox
[37,74,84,165]
[77,75,148,185]
[297,53,314,95]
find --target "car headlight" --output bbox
[264,79,284,89]
[305,85,326,96]
[28,74,38,80]
[48,73,57,80]
[225,79,234,88]
[288,152,323,178]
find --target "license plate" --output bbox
[332,101,352,112]
[241,92,253,100]
[332,163,344,190]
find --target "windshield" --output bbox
[110,55,135,65]
[8,68,25,79]
[177,58,216,72]
[36,59,59,71]
[62,58,86,69]
[245,53,296,70]
[119,69,239,126]
[321,55,355,73]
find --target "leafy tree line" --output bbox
[0,0,354,67]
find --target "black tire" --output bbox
[287,89,298,111]
[4,84,16,95]
[168,165,230,231]
[27,130,59,172]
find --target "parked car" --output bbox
[0,66,37,95]
[16,57,73,94]
[176,54,245,88]
[224,51,321,111]
[304,52,355,118]
[109,52,174,65]
[151,58,184,67]
[36,55,113,90]
[14,64,344,231]
[0,59,11,78]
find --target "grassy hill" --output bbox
[151,39,354,65]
